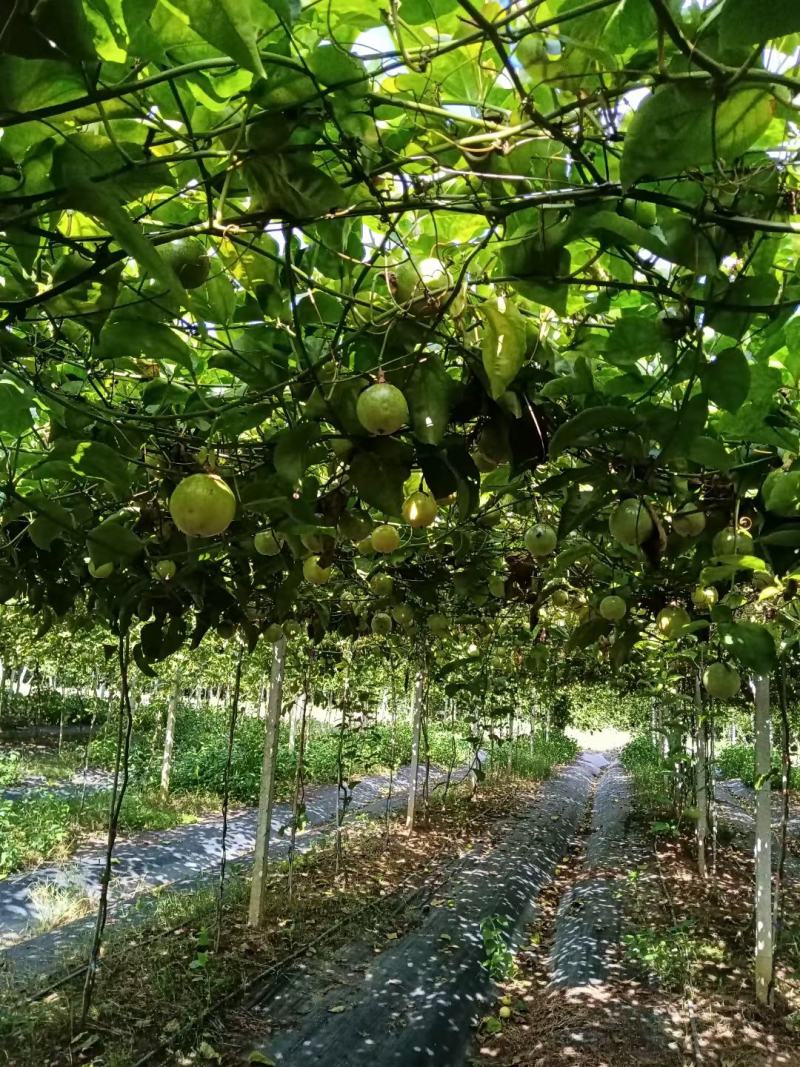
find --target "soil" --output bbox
[473,769,800,1067]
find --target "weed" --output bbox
[624,920,728,990]
[480,914,518,981]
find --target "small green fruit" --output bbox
[656,605,690,639]
[692,586,718,609]
[672,502,706,538]
[488,575,506,598]
[264,623,284,643]
[356,382,409,435]
[371,525,400,554]
[154,559,176,580]
[703,661,741,699]
[599,595,627,622]
[370,573,394,597]
[303,557,332,585]
[712,526,754,557]
[254,530,283,556]
[525,524,557,557]
[392,603,414,627]
[609,499,653,549]
[371,612,393,636]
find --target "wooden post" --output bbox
[753,675,773,1005]
[160,674,181,797]
[695,672,708,880]
[248,637,287,927]
[405,669,425,832]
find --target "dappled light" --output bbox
[0,0,800,1062]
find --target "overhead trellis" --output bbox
[0,0,799,668]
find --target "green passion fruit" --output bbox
[356,382,409,435]
[402,492,438,529]
[169,473,236,538]
[703,661,741,699]
[609,499,653,549]
[599,595,627,622]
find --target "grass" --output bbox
[0,776,537,1066]
[0,788,219,877]
[0,746,86,789]
[488,733,578,781]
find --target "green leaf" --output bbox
[184,0,270,75]
[688,436,730,471]
[718,0,800,46]
[480,298,527,399]
[97,321,194,372]
[407,354,454,446]
[549,406,639,459]
[605,316,666,365]
[758,527,800,547]
[718,621,777,673]
[349,438,413,516]
[87,520,144,565]
[0,58,85,116]
[701,346,750,412]
[244,156,346,218]
[568,617,612,650]
[272,423,323,484]
[621,85,775,188]
[580,209,672,259]
[71,441,131,493]
[27,499,74,550]
[0,377,36,437]
[65,186,188,307]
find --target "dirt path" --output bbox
[230,752,607,1066]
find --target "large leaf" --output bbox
[272,423,324,484]
[549,406,639,458]
[621,84,775,187]
[349,438,413,516]
[702,347,750,412]
[244,156,346,218]
[65,186,188,307]
[183,0,270,75]
[718,0,800,45]
[406,354,454,446]
[718,621,777,673]
[480,298,527,399]
[87,520,144,565]
[0,377,36,437]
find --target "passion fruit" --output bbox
[525,523,557,557]
[712,526,754,557]
[371,525,400,554]
[703,661,741,699]
[402,492,438,529]
[599,595,627,622]
[169,473,236,538]
[609,499,653,549]
[160,237,210,289]
[356,382,409,435]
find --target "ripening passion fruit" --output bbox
[356,382,409,435]
[402,492,438,529]
[703,661,741,699]
[599,595,627,622]
[525,523,557,557]
[169,473,236,538]
[371,525,400,554]
[609,499,654,549]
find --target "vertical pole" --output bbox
[160,674,181,797]
[248,637,287,928]
[695,672,707,880]
[405,668,425,832]
[753,674,773,1005]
